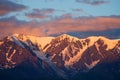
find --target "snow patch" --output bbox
[0,41,3,45]
[62,47,70,61]
[34,50,47,60]
[62,44,78,61]
[13,34,54,50]
[6,46,12,61]
[11,36,25,48]
[50,53,56,60]
[95,42,103,57]
[6,49,16,64]
[64,42,88,67]
[103,39,118,50]
[84,59,100,69]
[43,44,51,52]
[86,36,99,47]
[57,34,79,42]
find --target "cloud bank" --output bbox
[0,0,27,16]
[0,15,120,38]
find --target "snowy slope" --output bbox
[1,33,120,79]
[43,34,120,71]
[11,34,67,79]
[12,34,120,69]
[13,34,54,50]
[0,41,3,45]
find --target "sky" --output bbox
[0,0,120,39]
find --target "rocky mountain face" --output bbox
[0,35,64,80]
[44,34,120,70]
[0,34,120,80]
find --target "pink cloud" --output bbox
[0,16,120,37]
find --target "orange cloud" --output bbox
[43,16,120,35]
[0,16,120,37]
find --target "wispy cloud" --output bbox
[0,0,27,16]
[72,9,84,12]
[25,12,46,19]
[76,0,109,5]
[61,13,73,18]
[25,8,55,19]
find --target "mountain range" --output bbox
[0,34,120,80]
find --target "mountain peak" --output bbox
[56,34,79,42]
[87,36,107,40]
[12,33,20,37]
[58,34,72,38]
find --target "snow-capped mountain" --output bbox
[44,34,120,71]
[0,34,67,80]
[0,34,120,80]
[13,33,54,50]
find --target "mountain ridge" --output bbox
[0,33,120,80]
